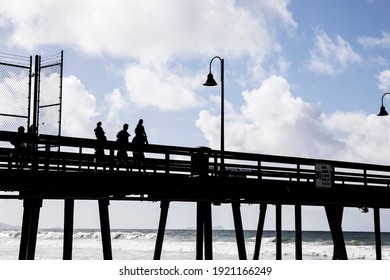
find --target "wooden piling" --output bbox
[153,201,170,260]
[204,202,213,260]
[253,204,267,260]
[18,198,42,260]
[295,204,302,260]
[325,205,347,260]
[196,201,204,260]
[98,199,112,260]
[232,202,247,260]
[275,204,282,260]
[195,201,213,260]
[63,199,74,260]
[374,207,382,260]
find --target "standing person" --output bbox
[94,121,107,157]
[94,121,107,171]
[9,126,27,169]
[116,123,130,171]
[132,119,148,172]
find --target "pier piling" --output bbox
[196,201,213,260]
[232,202,247,260]
[19,198,42,260]
[325,205,347,260]
[374,207,382,260]
[63,198,75,260]
[253,204,267,260]
[98,199,112,260]
[153,200,170,260]
[275,204,282,260]
[295,204,302,260]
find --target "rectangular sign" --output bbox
[315,163,333,188]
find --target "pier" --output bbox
[0,130,389,260]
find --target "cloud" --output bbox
[196,75,390,164]
[308,31,361,76]
[358,31,390,49]
[60,75,98,137]
[378,69,390,92]
[124,62,205,111]
[0,0,298,113]
[0,0,278,62]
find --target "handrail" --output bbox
[1,130,390,189]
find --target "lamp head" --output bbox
[377,105,389,116]
[203,73,217,86]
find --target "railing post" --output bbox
[165,153,169,175]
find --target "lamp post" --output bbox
[203,56,225,175]
[377,93,390,116]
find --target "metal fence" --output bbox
[38,51,63,136]
[0,52,32,134]
[0,51,63,148]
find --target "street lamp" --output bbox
[203,56,225,175]
[378,93,390,116]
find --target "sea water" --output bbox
[0,229,389,260]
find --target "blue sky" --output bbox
[1,0,390,232]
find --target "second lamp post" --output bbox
[203,56,225,175]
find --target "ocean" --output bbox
[0,229,389,260]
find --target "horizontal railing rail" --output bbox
[1,130,390,189]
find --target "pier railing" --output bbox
[1,130,390,191]
[1,130,390,260]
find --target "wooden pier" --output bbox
[1,130,390,260]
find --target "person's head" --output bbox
[17,126,25,133]
[97,121,102,127]
[123,123,129,130]
[138,119,143,125]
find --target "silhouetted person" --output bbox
[94,121,107,171]
[116,123,130,171]
[132,119,148,172]
[9,126,27,169]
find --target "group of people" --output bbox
[94,119,148,172]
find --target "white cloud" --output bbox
[358,31,390,49]
[61,75,98,137]
[378,70,390,92]
[124,62,205,111]
[308,31,361,76]
[197,75,390,164]
[0,0,298,113]
[0,0,276,62]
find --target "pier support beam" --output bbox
[275,204,282,260]
[196,201,213,260]
[253,204,267,260]
[374,207,382,260]
[232,202,247,260]
[295,204,302,260]
[63,199,74,260]
[98,199,112,260]
[325,205,347,260]
[153,201,170,260]
[19,198,43,260]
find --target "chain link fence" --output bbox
[0,51,63,149]
[38,51,63,136]
[0,52,32,134]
